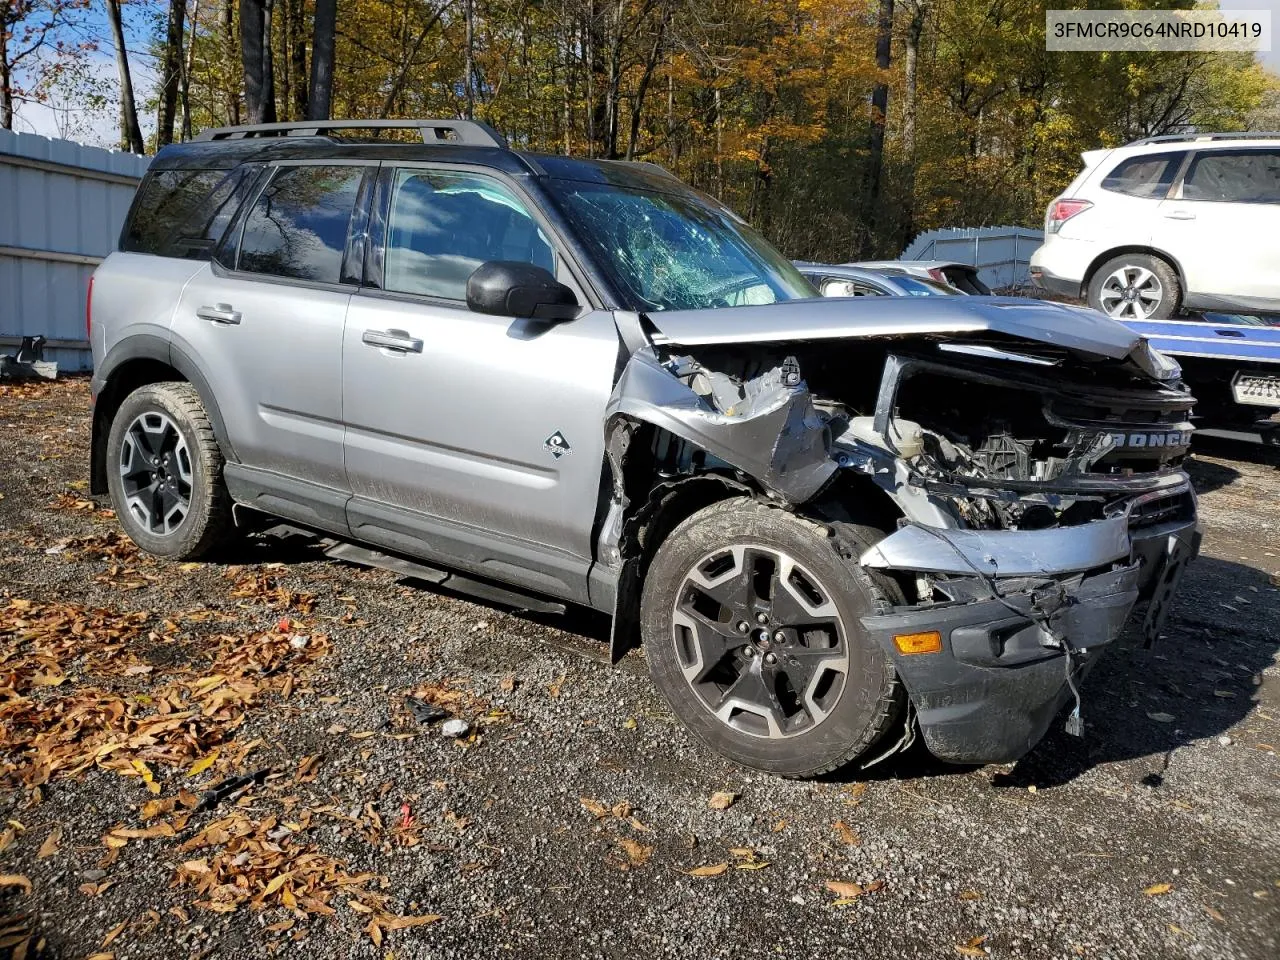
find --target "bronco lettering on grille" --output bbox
[1104,431,1192,449]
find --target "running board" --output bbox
[322,541,566,615]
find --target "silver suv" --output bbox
[90,119,1200,778]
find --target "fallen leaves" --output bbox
[36,825,61,859]
[188,750,219,777]
[1147,712,1176,724]
[687,862,729,878]
[1144,882,1174,896]
[616,837,653,868]
[0,874,32,894]
[825,879,886,905]
[833,820,860,847]
[954,934,989,956]
[707,791,738,811]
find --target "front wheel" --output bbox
[1087,254,1181,320]
[641,498,905,778]
[105,382,235,560]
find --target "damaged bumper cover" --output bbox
[858,501,1201,764]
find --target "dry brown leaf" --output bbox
[735,860,770,871]
[842,783,868,802]
[37,825,62,859]
[1205,905,1226,922]
[771,819,787,832]
[687,862,729,878]
[707,791,737,811]
[826,881,866,899]
[955,934,989,957]
[0,874,32,894]
[833,820,860,847]
[102,921,126,948]
[579,797,609,818]
[1144,883,1173,896]
[381,914,443,930]
[958,889,982,901]
[616,838,653,867]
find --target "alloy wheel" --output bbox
[118,411,193,536]
[671,544,851,739]
[1098,264,1163,320]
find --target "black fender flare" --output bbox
[91,334,238,494]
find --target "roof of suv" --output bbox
[152,119,688,195]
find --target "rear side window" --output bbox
[236,165,366,283]
[121,169,227,255]
[1184,149,1280,203]
[1100,152,1185,199]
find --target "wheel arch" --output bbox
[91,336,236,496]
[1084,245,1186,293]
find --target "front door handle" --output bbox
[362,329,423,353]
[1215,329,1246,338]
[197,303,242,325]
[1162,210,1196,221]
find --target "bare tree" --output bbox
[900,0,927,248]
[241,0,276,123]
[307,0,334,119]
[156,0,186,144]
[105,0,145,152]
[859,0,894,256]
[1,0,79,130]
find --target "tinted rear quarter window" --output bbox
[1100,152,1185,199]
[236,165,366,283]
[121,169,227,255]
[1184,149,1280,203]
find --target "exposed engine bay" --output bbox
[650,334,1194,532]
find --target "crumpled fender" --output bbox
[605,349,837,504]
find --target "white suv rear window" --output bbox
[1100,151,1185,199]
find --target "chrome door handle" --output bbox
[1163,210,1196,220]
[197,303,242,324]
[362,329,423,353]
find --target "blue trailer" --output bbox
[1120,314,1280,442]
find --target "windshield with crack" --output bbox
[546,178,815,311]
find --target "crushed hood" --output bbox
[644,296,1143,361]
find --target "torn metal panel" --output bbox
[643,295,1142,360]
[859,518,1131,577]
[606,349,836,504]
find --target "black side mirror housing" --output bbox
[466,261,580,321]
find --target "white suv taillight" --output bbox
[86,274,94,341]
[1046,198,1092,234]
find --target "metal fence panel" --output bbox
[0,129,149,372]
[902,226,1045,291]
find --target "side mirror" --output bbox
[466,261,580,321]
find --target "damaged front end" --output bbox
[603,297,1201,765]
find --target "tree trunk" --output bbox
[241,0,277,124]
[222,0,240,124]
[156,0,187,146]
[1,53,13,130]
[860,0,894,258]
[307,0,336,120]
[463,0,474,119]
[626,7,670,160]
[377,2,450,119]
[288,0,307,120]
[180,0,201,140]
[106,0,146,152]
[901,0,925,249]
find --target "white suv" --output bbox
[1030,133,1280,319]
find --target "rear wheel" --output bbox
[105,382,235,560]
[641,498,904,778]
[1087,253,1181,320]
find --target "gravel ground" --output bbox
[1,378,1278,960]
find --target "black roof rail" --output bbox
[1126,131,1280,147]
[193,119,509,148]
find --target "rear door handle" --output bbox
[197,303,241,325]
[1215,329,1246,338]
[362,328,423,353]
[1163,210,1196,221]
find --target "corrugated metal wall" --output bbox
[0,129,150,372]
[902,226,1045,291]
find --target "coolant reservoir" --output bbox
[847,416,924,458]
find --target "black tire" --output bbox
[105,382,235,560]
[1087,253,1181,320]
[641,498,904,778]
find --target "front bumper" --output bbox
[859,510,1201,764]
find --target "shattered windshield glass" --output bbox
[546,179,815,311]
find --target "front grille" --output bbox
[1128,490,1195,530]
